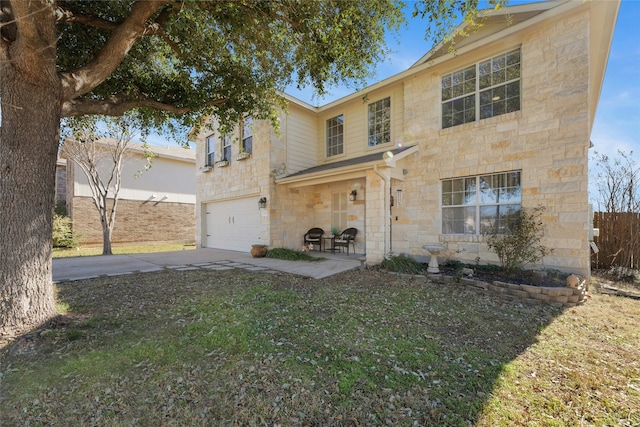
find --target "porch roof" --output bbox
[275,145,418,188]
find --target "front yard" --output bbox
[1,268,638,426]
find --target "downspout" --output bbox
[373,165,391,257]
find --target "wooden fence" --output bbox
[592,212,640,270]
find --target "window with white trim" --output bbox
[442,171,521,235]
[368,97,391,147]
[206,134,215,166]
[222,133,232,162]
[326,114,344,157]
[442,48,521,129]
[241,116,253,155]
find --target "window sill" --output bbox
[200,166,212,173]
[215,160,229,168]
[439,111,521,135]
[235,152,251,161]
[440,234,486,243]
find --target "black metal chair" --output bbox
[334,228,357,255]
[303,227,324,251]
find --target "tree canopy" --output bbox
[53,0,407,133]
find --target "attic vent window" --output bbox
[442,48,521,129]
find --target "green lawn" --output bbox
[52,243,196,258]
[1,269,638,426]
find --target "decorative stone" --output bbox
[520,285,542,294]
[507,289,530,298]
[566,274,580,288]
[530,293,551,302]
[542,287,573,297]
[460,277,476,286]
[488,284,507,294]
[462,268,474,277]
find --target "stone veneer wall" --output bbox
[71,196,195,245]
[395,8,593,277]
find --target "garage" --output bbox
[204,197,265,252]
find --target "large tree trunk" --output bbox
[0,2,60,336]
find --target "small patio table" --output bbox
[323,236,338,252]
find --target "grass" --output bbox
[1,269,638,426]
[52,243,196,258]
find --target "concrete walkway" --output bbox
[52,248,363,282]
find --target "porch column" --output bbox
[365,167,391,263]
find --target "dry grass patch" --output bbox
[1,269,638,426]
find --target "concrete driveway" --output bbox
[53,248,363,282]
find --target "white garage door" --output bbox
[205,197,264,252]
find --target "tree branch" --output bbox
[55,7,119,31]
[62,92,226,117]
[60,0,166,101]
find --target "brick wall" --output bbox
[71,196,195,245]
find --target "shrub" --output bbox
[485,206,550,274]
[54,201,68,216]
[265,248,323,261]
[380,253,425,274]
[53,213,80,248]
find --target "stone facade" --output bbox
[194,1,618,279]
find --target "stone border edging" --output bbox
[385,271,587,307]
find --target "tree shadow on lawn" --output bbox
[0,268,565,426]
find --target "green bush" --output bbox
[265,248,323,261]
[54,201,68,216]
[53,213,79,248]
[485,206,550,274]
[380,253,425,274]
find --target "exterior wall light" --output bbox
[258,197,267,209]
[349,190,357,201]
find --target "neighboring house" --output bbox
[194,0,619,278]
[55,158,67,207]
[65,139,196,245]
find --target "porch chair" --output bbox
[334,228,357,255]
[303,227,324,251]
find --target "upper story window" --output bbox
[368,97,391,147]
[326,114,344,157]
[206,135,216,166]
[442,171,521,235]
[241,116,253,155]
[222,133,232,162]
[442,48,521,129]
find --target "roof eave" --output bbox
[275,145,418,187]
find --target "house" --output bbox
[55,157,67,207]
[193,0,619,278]
[64,139,197,245]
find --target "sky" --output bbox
[284,0,640,168]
